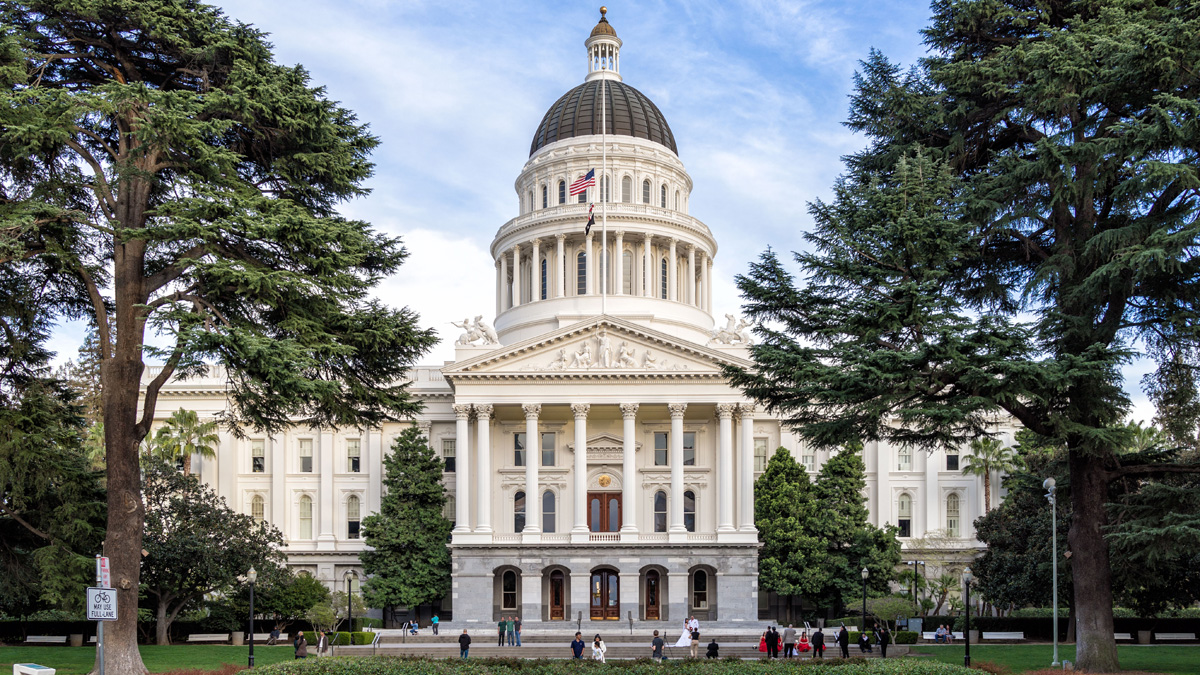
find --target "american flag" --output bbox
[568,169,595,196]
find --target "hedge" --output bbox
[300,631,374,646]
[947,615,1200,638]
[255,656,975,674]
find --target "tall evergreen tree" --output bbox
[754,447,825,622]
[727,2,1200,668]
[360,427,452,619]
[0,2,437,670]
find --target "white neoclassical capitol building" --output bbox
[146,10,1008,626]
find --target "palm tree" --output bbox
[962,437,1018,511]
[147,408,220,475]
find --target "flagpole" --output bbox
[600,75,608,315]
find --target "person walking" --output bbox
[514,615,522,646]
[689,622,700,658]
[592,634,607,662]
[838,625,850,659]
[293,632,308,659]
[506,616,515,646]
[316,629,329,658]
[431,614,439,636]
[650,630,665,663]
[782,624,797,658]
[811,626,825,659]
[571,631,586,659]
[458,629,471,658]
[877,622,891,659]
[498,616,506,646]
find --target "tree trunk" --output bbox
[92,228,151,675]
[983,471,991,513]
[156,602,170,646]
[183,454,191,476]
[1068,450,1119,671]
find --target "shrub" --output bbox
[895,630,918,644]
[253,656,976,674]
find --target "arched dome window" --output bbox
[558,180,566,204]
[578,186,587,204]
[947,493,961,537]
[528,190,534,213]
[642,179,651,204]
[675,190,680,210]
[577,252,587,295]
[542,185,548,209]
[660,183,667,208]
[621,176,632,203]
[660,257,668,299]
[601,174,609,202]
[622,251,632,294]
[540,258,548,300]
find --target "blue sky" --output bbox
[45,0,1157,421]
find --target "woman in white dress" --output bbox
[674,622,691,647]
[592,635,607,662]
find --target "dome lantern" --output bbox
[585,7,622,82]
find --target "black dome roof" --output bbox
[530,79,677,156]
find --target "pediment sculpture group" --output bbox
[452,315,501,346]
[535,331,684,372]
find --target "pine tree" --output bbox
[754,447,825,623]
[727,3,1200,668]
[360,427,452,618]
[0,3,438,670]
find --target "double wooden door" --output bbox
[590,570,620,620]
[588,492,621,532]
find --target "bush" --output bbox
[253,656,976,674]
[895,630,918,644]
[300,631,372,646]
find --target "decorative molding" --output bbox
[715,403,736,418]
[620,403,640,418]
[474,403,494,419]
[668,403,687,418]
[453,404,472,419]
[571,403,591,417]
[522,403,542,418]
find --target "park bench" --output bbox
[982,631,1025,641]
[24,636,68,645]
[185,633,230,643]
[1113,632,1133,641]
[1154,632,1195,642]
[247,632,273,642]
[14,665,57,675]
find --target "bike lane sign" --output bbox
[87,587,117,621]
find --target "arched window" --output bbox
[600,175,609,203]
[642,179,651,204]
[543,490,556,533]
[693,570,708,609]
[347,495,361,539]
[684,490,696,532]
[897,493,912,538]
[251,495,265,525]
[514,491,526,532]
[654,491,667,532]
[558,180,566,204]
[621,176,632,203]
[542,185,548,209]
[502,570,518,610]
[540,258,548,300]
[299,495,313,539]
[947,493,961,537]
[660,257,668,299]
[577,252,587,295]
[660,183,667,208]
[675,190,680,210]
[528,190,533,213]
[622,251,633,294]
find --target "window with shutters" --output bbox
[660,183,667,207]
[642,179,651,204]
[898,493,912,537]
[577,252,587,295]
[299,495,313,539]
[347,495,361,539]
[347,438,360,473]
[558,180,566,204]
[442,438,456,472]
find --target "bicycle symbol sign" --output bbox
[87,587,118,621]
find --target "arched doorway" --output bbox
[550,570,566,620]
[590,569,620,619]
[645,570,661,620]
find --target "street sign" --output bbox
[96,556,110,588]
[87,587,117,621]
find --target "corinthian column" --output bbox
[571,403,590,533]
[643,234,654,297]
[530,239,542,301]
[668,238,677,301]
[585,234,595,295]
[512,246,522,307]
[716,403,736,532]
[686,245,696,306]
[737,403,756,532]
[555,234,566,298]
[523,403,541,532]
[668,403,687,533]
[500,254,508,311]
[620,403,639,533]
[475,404,494,533]
[453,404,472,533]
[614,231,624,295]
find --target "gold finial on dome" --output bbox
[600,6,607,15]
[591,6,617,37]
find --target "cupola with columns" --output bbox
[491,8,717,347]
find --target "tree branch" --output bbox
[61,139,118,219]
[0,502,52,541]
[137,344,185,439]
[76,265,112,361]
[144,244,209,295]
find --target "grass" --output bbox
[0,645,296,674]
[908,644,1200,674]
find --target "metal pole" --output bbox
[1046,479,1060,667]
[96,555,104,675]
[964,577,971,667]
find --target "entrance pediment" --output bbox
[442,316,751,382]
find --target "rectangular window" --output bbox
[898,494,913,538]
[541,432,556,467]
[683,432,696,466]
[654,432,668,466]
[347,497,361,539]
[251,439,265,473]
[299,439,313,473]
[754,438,769,472]
[946,449,959,471]
[442,439,456,473]
[542,185,548,209]
[897,446,913,471]
[514,433,526,467]
[558,181,566,204]
[801,449,815,471]
[577,253,587,295]
[578,189,586,204]
[347,438,361,473]
[444,496,456,527]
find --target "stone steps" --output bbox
[343,643,908,660]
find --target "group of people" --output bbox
[291,629,332,659]
[672,615,703,658]
[571,632,609,661]
[934,624,955,643]
[758,622,892,659]
[497,615,522,646]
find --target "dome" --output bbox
[529,79,678,156]
[590,16,616,37]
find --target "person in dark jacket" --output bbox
[837,626,850,658]
[293,633,308,659]
[706,638,720,658]
[766,626,780,658]
[858,630,873,653]
[876,622,891,658]
[811,627,825,658]
[459,629,472,658]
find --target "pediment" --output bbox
[442,316,751,381]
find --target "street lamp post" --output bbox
[860,567,869,632]
[1045,477,1060,667]
[963,567,972,668]
[906,560,925,615]
[247,567,257,668]
[344,571,354,636]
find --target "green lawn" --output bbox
[0,645,296,674]
[909,644,1200,674]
